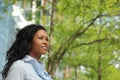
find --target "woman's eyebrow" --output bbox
[37,34,48,38]
[37,34,42,36]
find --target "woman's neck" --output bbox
[29,52,41,60]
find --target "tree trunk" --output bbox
[47,0,56,76]
[32,0,36,23]
[98,49,102,80]
[75,67,78,80]
[40,0,47,25]
[97,24,103,80]
[64,65,70,79]
[22,0,26,8]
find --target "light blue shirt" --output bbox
[4,55,52,80]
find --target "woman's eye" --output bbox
[46,38,48,41]
[38,37,43,39]
[38,36,48,41]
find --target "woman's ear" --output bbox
[27,44,31,50]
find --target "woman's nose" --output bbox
[43,39,48,45]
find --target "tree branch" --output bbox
[70,37,107,49]
[54,14,104,63]
[67,15,102,42]
[48,0,56,55]
[47,0,56,74]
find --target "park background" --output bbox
[0,0,120,80]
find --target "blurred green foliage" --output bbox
[2,0,120,80]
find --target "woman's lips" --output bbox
[40,46,48,50]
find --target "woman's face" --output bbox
[30,29,48,58]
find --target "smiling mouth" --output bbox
[40,46,48,50]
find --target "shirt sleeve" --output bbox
[5,61,25,80]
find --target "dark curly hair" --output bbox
[2,24,46,78]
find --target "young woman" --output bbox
[2,24,52,80]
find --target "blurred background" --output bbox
[0,0,120,80]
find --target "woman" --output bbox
[2,24,52,80]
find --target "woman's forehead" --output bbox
[35,30,48,37]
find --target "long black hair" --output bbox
[2,24,46,78]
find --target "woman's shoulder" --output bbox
[5,60,27,80]
[10,60,26,69]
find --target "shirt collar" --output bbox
[22,55,43,65]
[22,55,52,80]
[22,55,37,62]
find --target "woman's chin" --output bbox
[40,51,47,55]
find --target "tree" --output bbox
[45,0,120,80]
[2,0,120,79]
